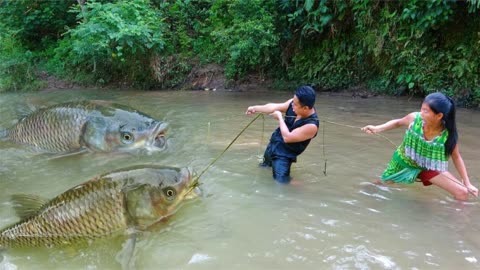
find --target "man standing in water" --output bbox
[245,85,319,183]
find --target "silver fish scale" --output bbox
[9,106,89,153]
[0,178,128,248]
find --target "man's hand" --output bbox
[245,106,256,115]
[270,110,283,121]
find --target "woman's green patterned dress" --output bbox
[381,112,449,183]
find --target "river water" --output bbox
[0,89,479,270]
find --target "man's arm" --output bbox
[271,111,318,143]
[246,99,292,115]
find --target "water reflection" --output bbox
[1,89,479,269]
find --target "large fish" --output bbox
[1,101,168,154]
[0,165,200,249]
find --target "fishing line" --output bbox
[194,113,264,181]
[195,113,477,198]
[322,117,327,176]
[283,115,398,147]
[258,113,265,158]
[442,175,478,197]
[323,119,397,148]
[284,116,397,175]
[319,119,396,176]
[282,115,327,175]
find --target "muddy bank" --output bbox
[159,63,382,99]
[181,63,273,92]
[38,64,467,106]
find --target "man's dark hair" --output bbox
[295,85,316,109]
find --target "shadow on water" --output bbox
[1,89,480,269]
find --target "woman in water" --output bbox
[362,92,478,200]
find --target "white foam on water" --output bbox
[465,256,478,263]
[0,256,18,270]
[188,253,213,264]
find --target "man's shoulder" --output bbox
[305,113,319,126]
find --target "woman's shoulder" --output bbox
[409,111,421,125]
[398,112,418,127]
[411,111,421,118]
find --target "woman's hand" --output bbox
[466,183,479,197]
[361,125,379,134]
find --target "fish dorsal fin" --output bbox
[10,194,49,219]
[15,103,37,121]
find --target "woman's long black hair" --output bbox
[424,92,457,156]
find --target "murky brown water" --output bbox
[1,89,479,269]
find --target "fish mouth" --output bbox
[150,122,169,149]
[183,168,202,199]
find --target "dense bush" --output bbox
[0,0,479,105]
[0,0,78,50]
[278,0,480,105]
[49,0,166,88]
[0,25,43,91]
[194,0,280,79]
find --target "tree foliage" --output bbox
[50,0,166,88]
[0,0,479,105]
[279,0,480,106]
[0,0,78,50]
[194,0,279,79]
[0,24,43,92]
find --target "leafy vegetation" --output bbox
[0,24,44,92]
[50,0,166,88]
[0,0,479,106]
[198,0,279,79]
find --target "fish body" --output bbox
[0,165,200,248]
[4,101,167,153]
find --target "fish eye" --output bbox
[121,132,134,144]
[163,187,176,200]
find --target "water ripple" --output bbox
[358,190,391,200]
[325,244,397,270]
